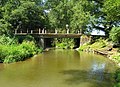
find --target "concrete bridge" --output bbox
[14,29,81,38]
[15,33,81,38]
[14,29,103,49]
[15,29,83,49]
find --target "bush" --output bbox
[0,35,17,45]
[54,38,74,49]
[110,27,120,44]
[79,38,108,51]
[112,53,120,62]
[114,69,120,87]
[0,41,42,63]
[90,38,107,49]
[79,43,90,51]
[0,35,43,63]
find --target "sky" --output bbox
[91,29,105,35]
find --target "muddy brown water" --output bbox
[0,49,117,87]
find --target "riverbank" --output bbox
[79,38,120,87]
[0,35,42,63]
[79,38,120,66]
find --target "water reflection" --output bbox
[0,49,117,87]
[89,62,106,80]
[61,69,114,87]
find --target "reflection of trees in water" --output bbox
[61,69,114,87]
[89,62,106,81]
[53,49,80,59]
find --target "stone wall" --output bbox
[80,35,91,46]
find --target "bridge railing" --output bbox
[14,29,81,35]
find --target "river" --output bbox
[0,49,117,87]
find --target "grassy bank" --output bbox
[79,38,108,51]
[79,38,119,64]
[0,35,42,63]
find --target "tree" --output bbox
[70,0,93,33]
[45,0,94,33]
[110,27,120,44]
[102,0,120,37]
[103,0,120,23]
[9,1,45,31]
[0,0,45,35]
[45,0,72,30]
[89,0,120,36]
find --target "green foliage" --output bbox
[23,35,35,42]
[79,38,108,51]
[110,27,120,44]
[112,53,120,62]
[103,0,120,22]
[54,38,74,49]
[9,1,44,30]
[0,19,12,35]
[114,69,120,87]
[0,41,42,63]
[90,38,107,49]
[0,0,45,35]
[79,43,90,51]
[45,0,94,33]
[0,35,42,63]
[70,0,92,33]
[0,35,17,45]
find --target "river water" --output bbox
[0,49,117,87]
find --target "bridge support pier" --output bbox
[38,38,53,49]
[38,38,46,49]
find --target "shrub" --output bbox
[0,35,17,45]
[114,69,120,87]
[79,43,90,51]
[90,38,107,49]
[54,38,74,49]
[112,53,120,62]
[0,41,42,63]
[110,27,120,44]
[79,38,108,51]
[0,35,43,63]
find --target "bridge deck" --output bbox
[15,33,81,38]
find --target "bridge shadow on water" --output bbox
[60,69,115,87]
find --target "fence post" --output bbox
[55,29,57,34]
[42,29,44,34]
[20,30,22,33]
[39,29,41,34]
[31,30,33,34]
[27,29,28,33]
[15,30,17,34]
[67,29,69,34]
[78,30,80,34]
